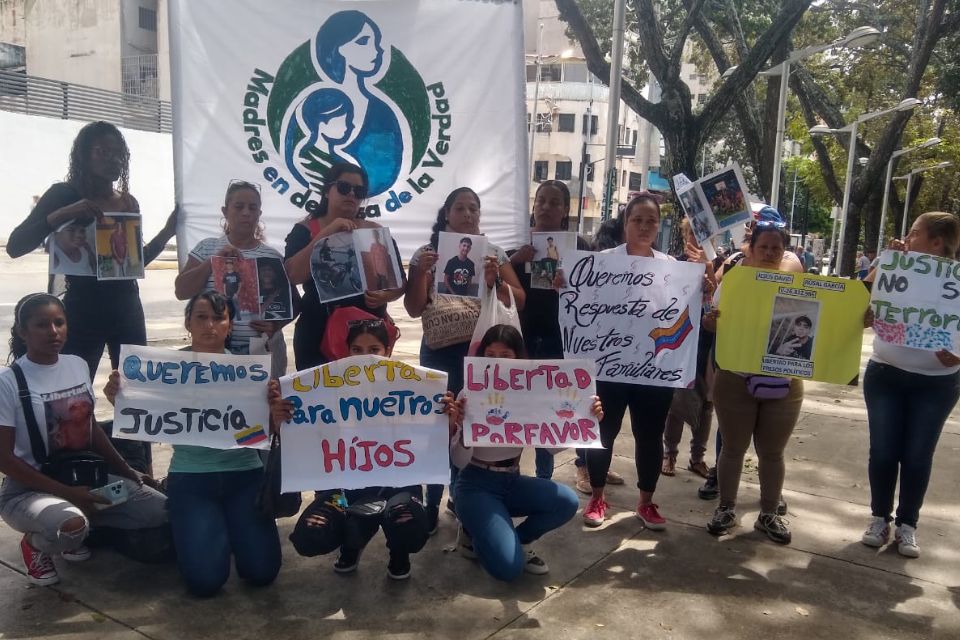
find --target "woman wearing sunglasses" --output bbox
[283,162,406,370]
[175,180,293,377]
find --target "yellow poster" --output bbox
[716,267,870,384]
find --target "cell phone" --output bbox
[90,480,129,510]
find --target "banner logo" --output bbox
[241,10,451,217]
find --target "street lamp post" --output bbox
[528,23,544,190]
[808,97,921,276]
[876,137,941,252]
[895,161,953,237]
[602,0,627,221]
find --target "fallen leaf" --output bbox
[659,622,673,631]
[91,613,106,623]
[795,607,809,617]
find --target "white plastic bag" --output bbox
[468,284,522,356]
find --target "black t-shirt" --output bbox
[442,256,475,295]
[222,272,241,297]
[284,222,406,369]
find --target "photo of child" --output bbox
[528,231,576,289]
[95,213,144,280]
[48,220,97,276]
[211,255,260,319]
[436,231,486,298]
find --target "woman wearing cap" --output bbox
[703,208,804,544]
[859,212,960,558]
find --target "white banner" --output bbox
[559,251,705,387]
[870,250,960,352]
[462,357,601,448]
[113,346,272,449]
[169,0,528,262]
[278,355,450,491]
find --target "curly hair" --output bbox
[66,121,130,198]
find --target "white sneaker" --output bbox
[523,546,549,575]
[457,525,477,560]
[895,524,920,558]
[861,517,891,548]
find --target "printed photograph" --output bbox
[96,213,144,280]
[48,219,97,276]
[311,231,364,303]
[698,165,752,228]
[211,255,261,319]
[355,227,403,292]
[256,256,293,321]
[436,231,487,298]
[677,188,719,243]
[766,296,820,362]
[42,384,94,453]
[528,231,576,289]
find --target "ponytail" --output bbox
[9,294,64,362]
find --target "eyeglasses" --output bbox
[347,318,385,329]
[334,180,368,200]
[228,179,261,192]
[755,219,786,230]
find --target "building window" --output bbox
[555,161,573,181]
[540,63,562,82]
[557,113,575,132]
[697,93,707,106]
[534,161,549,182]
[526,65,538,82]
[582,114,599,135]
[632,130,638,146]
[535,112,552,132]
[563,62,588,82]
[139,7,157,31]
[689,72,698,80]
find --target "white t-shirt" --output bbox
[0,355,95,470]
[189,235,286,354]
[871,340,960,376]
[601,244,675,261]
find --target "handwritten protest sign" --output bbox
[559,250,705,388]
[461,358,601,448]
[113,346,271,449]
[716,266,870,383]
[278,356,450,491]
[869,250,960,352]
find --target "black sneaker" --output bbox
[387,551,411,580]
[426,505,439,536]
[334,548,361,573]
[698,467,719,500]
[755,513,792,544]
[777,496,788,516]
[706,505,738,536]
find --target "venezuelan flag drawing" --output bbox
[649,307,693,356]
[234,424,268,447]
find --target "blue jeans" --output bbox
[455,465,578,581]
[421,339,471,508]
[863,361,959,528]
[166,469,282,597]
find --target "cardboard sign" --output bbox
[716,266,870,383]
[113,346,272,449]
[870,250,960,352]
[461,357,601,448]
[278,356,450,491]
[559,250,705,388]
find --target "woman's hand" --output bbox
[888,238,906,252]
[364,289,395,308]
[510,244,536,266]
[249,320,278,337]
[415,250,439,274]
[483,256,499,289]
[268,380,293,433]
[702,309,720,333]
[590,395,604,422]
[553,268,567,290]
[863,307,875,329]
[322,218,357,237]
[61,485,110,516]
[935,350,960,368]
[47,199,101,228]
[215,244,243,260]
[441,392,462,437]
[103,370,121,406]
[685,238,707,264]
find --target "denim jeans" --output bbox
[455,465,578,581]
[421,339,471,508]
[863,361,960,528]
[166,469,281,597]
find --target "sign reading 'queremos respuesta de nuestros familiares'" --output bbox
[278,355,450,491]
[113,346,272,449]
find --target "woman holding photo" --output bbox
[860,212,960,558]
[405,187,525,533]
[283,162,405,370]
[175,180,293,377]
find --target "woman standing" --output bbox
[7,121,177,380]
[283,162,405,370]
[704,213,803,544]
[405,187,526,531]
[861,212,960,558]
[581,194,684,530]
[175,180,293,377]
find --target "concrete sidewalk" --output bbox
[1,301,958,639]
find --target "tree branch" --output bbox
[634,0,672,80]
[668,0,708,72]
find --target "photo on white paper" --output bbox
[95,213,144,280]
[48,219,97,276]
[354,227,403,292]
[211,255,261,318]
[435,231,487,298]
[697,164,752,230]
[310,231,363,303]
[528,231,576,289]
[766,296,820,363]
[677,187,720,244]
[256,256,293,321]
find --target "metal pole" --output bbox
[576,139,587,235]
[835,120,859,277]
[528,23,544,191]
[602,0,627,221]
[876,155,896,255]
[900,172,915,238]
[637,71,659,190]
[788,167,799,234]
[828,209,839,274]
[770,60,790,209]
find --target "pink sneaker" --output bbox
[20,535,59,586]
[583,496,608,527]
[636,502,667,530]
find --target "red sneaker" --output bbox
[20,535,59,586]
[636,502,667,530]
[583,496,608,527]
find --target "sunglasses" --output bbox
[755,219,786,230]
[333,180,368,200]
[228,179,261,192]
[347,318,385,329]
